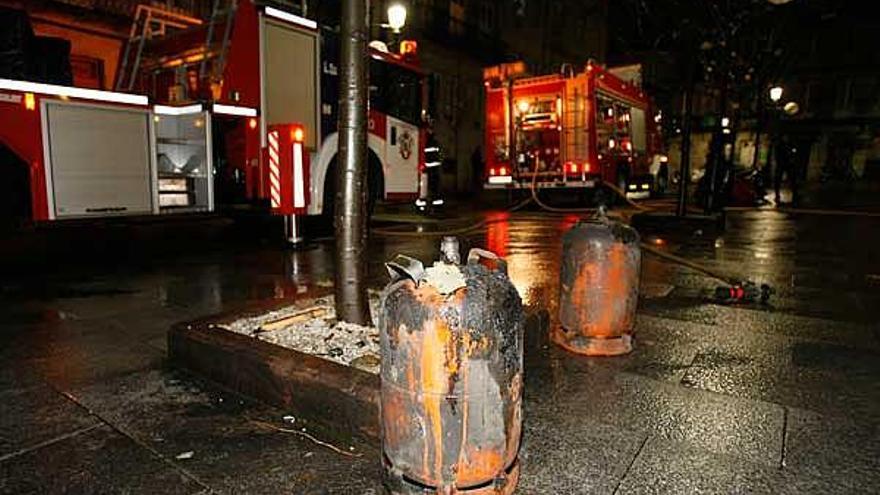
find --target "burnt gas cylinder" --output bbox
[380,241,524,495]
[555,212,641,356]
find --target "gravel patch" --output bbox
[223,293,381,374]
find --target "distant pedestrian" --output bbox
[774,135,798,205]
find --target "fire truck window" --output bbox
[370,60,422,125]
[596,96,615,153]
[595,96,634,155]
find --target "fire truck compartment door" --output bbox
[384,116,419,195]
[263,18,319,150]
[631,107,647,153]
[43,101,155,218]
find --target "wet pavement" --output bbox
[1,199,879,494]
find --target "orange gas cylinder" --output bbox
[380,239,524,494]
[555,211,641,356]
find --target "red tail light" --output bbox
[489,167,497,176]
[499,166,508,176]
[582,162,591,173]
[567,162,578,174]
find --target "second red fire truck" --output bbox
[483,61,663,199]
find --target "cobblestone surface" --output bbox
[1,204,878,493]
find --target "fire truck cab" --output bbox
[0,1,430,234]
[483,61,662,199]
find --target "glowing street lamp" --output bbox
[387,3,407,33]
[769,86,783,103]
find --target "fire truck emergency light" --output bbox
[399,40,418,57]
[23,92,35,111]
[0,78,148,106]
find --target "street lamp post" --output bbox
[770,86,783,103]
[386,3,407,33]
[378,3,407,51]
[764,85,784,194]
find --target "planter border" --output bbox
[168,296,380,440]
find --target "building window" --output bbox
[850,76,877,113]
[450,0,465,36]
[479,1,495,33]
[70,55,105,90]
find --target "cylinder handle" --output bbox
[386,254,425,283]
[467,248,508,275]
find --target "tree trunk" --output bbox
[677,58,695,217]
[334,0,372,326]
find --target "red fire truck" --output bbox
[483,61,663,199]
[0,2,431,236]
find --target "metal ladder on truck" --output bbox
[198,0,239,93]
[115,4,203,92]
[562,78,589,165]
[115,1,238,98]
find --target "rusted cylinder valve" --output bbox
[380,239,524,494]
[554,211,641,356]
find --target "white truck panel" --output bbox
[262,18,320,149]
[44,101,155,218]
[384,116,419,194]
[631,107,647,153]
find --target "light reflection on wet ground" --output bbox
[0,205,878,493]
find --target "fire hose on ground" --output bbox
[372,167,773,303]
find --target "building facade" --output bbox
[628,0,880,185]
[368,0,609,193]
